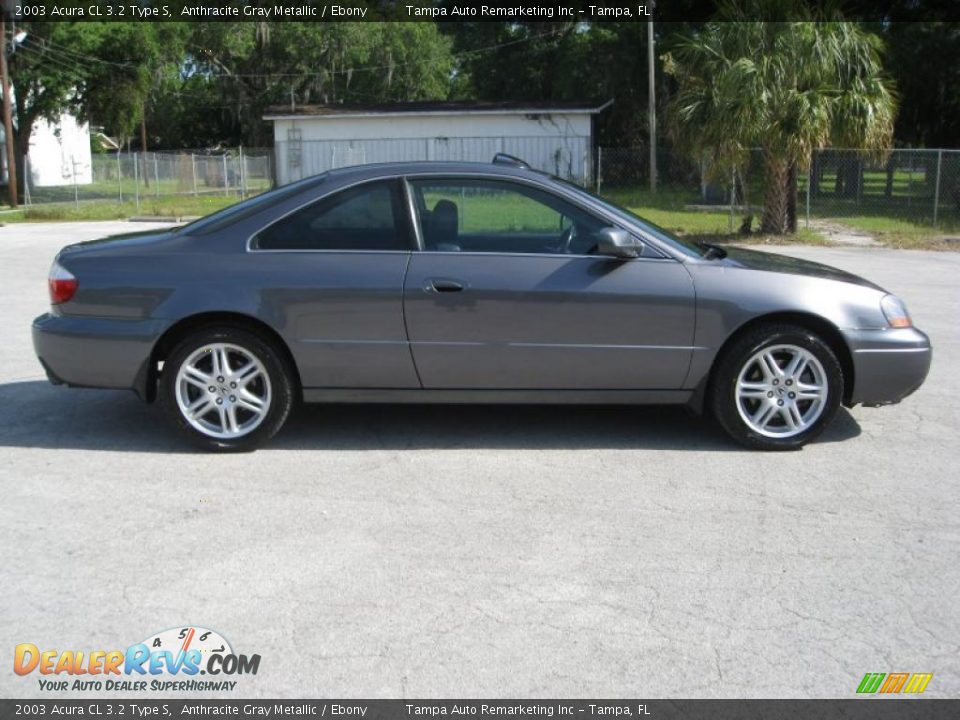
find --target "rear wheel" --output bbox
[161,327,295,451]
[710,324,843,450]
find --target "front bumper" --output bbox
[32,313,168,399]
[844,326,932,406]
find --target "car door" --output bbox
[402,177,697,390]
[249,178,420,388]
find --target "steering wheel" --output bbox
[557,224,576,254]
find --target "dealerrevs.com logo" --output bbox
[856,672,933,694]
[14,626,260,692]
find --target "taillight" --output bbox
[48,260,78,305]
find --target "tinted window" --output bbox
[254,180,413,251]
[552,177,700,258]
[410,179,606,255]
[179,173,329,236]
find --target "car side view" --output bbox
[32,155,932,451]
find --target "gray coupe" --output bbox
[32,156,931,451]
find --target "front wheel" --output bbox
[161,327,295,451]
[710,324,844,450]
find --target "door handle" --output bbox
[425,278,465,293]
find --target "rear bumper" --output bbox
[845,327,932,406]
[32,313,168,399]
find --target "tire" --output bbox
[160,326,295,451]
[710,324,844,450]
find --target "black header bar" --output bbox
[2,699,960,720]
[2,0,959,23]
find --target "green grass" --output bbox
[604,186,737,235]
[603,186,823,245]
[423,189,569,233]
[420,186,827,245]
[1,195,255,223]
[24,177,271,206]
[604,184,959,249]
[819,214,960,250]
[5,180,955,251]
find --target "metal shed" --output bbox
[264,100,613,186]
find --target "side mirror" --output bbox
[595,228,641,259]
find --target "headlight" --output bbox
[880,294,912,328]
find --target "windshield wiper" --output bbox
[697,241,728,260]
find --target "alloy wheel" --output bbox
[174,343,272,439]
[734,344,828,438]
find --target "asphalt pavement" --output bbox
[0,221,957,699]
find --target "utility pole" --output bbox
[1,16,18,207]
[647,10,657,193]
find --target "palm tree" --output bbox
[664,1,896,234]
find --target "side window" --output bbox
[254,180,413,251]
[410,179,607,255]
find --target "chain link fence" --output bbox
[16,143,960,233]
[22,149,274,210]
[274,136,594,186]
[597,147,960,230]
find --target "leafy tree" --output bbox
[881,21,959,147]
[9,21,180,188]
[663,2,896,234]
[7,22,85,183]
[185,22,453,147]
[442,23,640,139]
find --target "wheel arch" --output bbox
[694,311,855,413]
[142,312,301,403]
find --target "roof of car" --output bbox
[264,100,613,119]
[323,160,549,182]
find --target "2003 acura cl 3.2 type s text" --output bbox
[32,155,931,452]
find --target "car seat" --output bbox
[427,200,460,252]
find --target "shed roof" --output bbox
[263,99,613,121]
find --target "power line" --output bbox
[19,42,96,76]
[15,43,96,82]
[23,36,136,69]
[13,25,572,109]
[17,26,566,86]
[188,26,568,80]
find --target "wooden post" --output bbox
[239,145,246,199]
[933,149,943,227]
[1,17,18,207]
[647,15,657,193]
[72,158,79,209]
[133,152,140,211]
[140,111,149,188]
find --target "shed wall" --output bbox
[271,112,593,185]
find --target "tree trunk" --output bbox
[15,127,31,201]
[1,18,15,208]
[761,156,791,235]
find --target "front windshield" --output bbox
[553,178,705,258]
[177,172,329,235]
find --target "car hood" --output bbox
[60,228,180,256]
[720,246,883,291]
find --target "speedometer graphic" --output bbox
[140,626,233,667]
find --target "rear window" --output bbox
[253,180,413,251]
[178,173,329,236]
